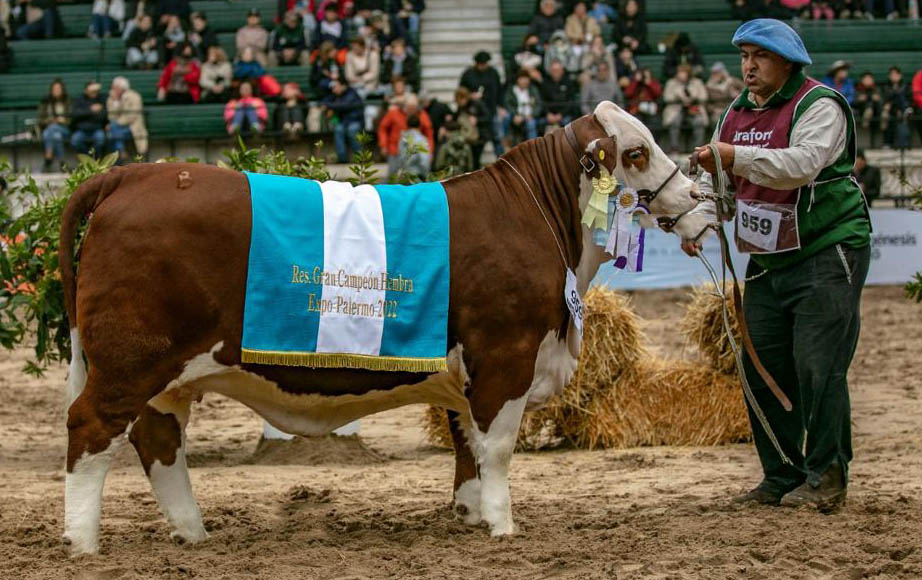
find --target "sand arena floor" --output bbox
[1,286,920,580]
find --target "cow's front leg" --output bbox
[468,379,529,536]
[447,409,481,525]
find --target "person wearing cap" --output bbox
[705,61,744,130]
[70,81,108,157]
[460,50,504,157]
[235,8,268,67]
[684,18,872,511]
[821,60,855,105]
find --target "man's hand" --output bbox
[693,142,735,174]
[681,239,701,257]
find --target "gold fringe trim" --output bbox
[240,348,448,373]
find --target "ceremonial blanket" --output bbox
[241,172,450,372]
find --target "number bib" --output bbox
[735,199,800,254]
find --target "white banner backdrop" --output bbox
[595,209,920,289]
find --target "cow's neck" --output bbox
[501,130,585,278]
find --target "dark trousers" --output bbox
[742,243,870,495]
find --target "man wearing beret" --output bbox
[683,19,872,510]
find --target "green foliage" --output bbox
[0,138,431,374]
[906,183,922,302]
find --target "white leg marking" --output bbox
[66,327,87,411]
[453,478,482,526]
[64,433,127,555]
[149,450,208,544]
[471,395,528,536]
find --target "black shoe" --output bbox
[732,486,783,506]
[780,465,847,512]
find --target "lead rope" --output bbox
[693,144,793,466]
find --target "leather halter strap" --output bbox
[636,164,680,205]
[564,122,597,174]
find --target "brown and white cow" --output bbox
[59,102,702,554]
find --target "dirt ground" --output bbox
[1,285,920,580]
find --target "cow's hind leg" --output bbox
[64,381,133,555]
[129,393,207,545]
[468,377,529,537]
[447,409,481,525]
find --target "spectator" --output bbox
[865,0,899,19]
[398,114,430,181]
[235,8,268,66]
[581,60,624,114]
[199,45,231,103]
[323,77,364,163]
[565,1,601,52]
[502,70,543,144]
[157,42,201,104]
[588,0,618,23]
[580,34,616,83]
[662,32,703,79]
[271,9,308,66]
[188,11,217,62]
[14,0,59,39]
[838,0,864,18]
[514,34,544,84]
[852,149,880,206]
[0,26,11,74]
[459,50,504,155]
[662,64,707,154]
[378,95,434,178]
[274,82,306,141]
[1,0,10,38]
[811,0,836,19]
[367,9,397,51]
[422,91,452,144]
[224,80,267,135]
[90,0,125,39]
[544,30,581,75]
[614,45,638,89]
[821,60,855,104]
[345,36,380,96]
[125,13,160,69]
[380,37,418,91]
[233,46,266,82]
[613,0,648,54]
[704,61,743,128]
[313,2,347,49]
[386,74,412,108]
[70,81,107,157]
[528,0,564,47]
[853,71,882,147]
[37,79,70,172]
[159,14,186,64]
[543,59,580,128]
[313,40,343,95]
[911,66,922,144]
[155,0,190,29]
[453,86,490,168]
[434,119,474,176]
[881,65,912,147]
[390,0,423,38]
[106,76,146,162]
[624,67,662,135]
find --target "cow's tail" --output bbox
[60,167,125,407]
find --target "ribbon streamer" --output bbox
[605,188,647,272]
[581,170,617,232]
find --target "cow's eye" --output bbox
[628,150,643,160]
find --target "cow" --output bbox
[58,102,705,555]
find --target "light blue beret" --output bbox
[732,19,812,66]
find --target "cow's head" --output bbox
[568,102,702,242]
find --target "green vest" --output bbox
[716,72,871,271]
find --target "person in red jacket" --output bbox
[912,68,922,145]
[624,67,662,136]
[157,42,202,104]
[377,94,434,178]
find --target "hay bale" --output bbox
[569,359,750,449]
[680,284,742,375]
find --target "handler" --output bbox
[683,19,871,510]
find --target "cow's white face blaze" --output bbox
[592,101,703,240]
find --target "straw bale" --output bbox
[679,284,742,375]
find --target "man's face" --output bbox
[855,156,866,171]
[192,16,204,31]
[110,83,123,97]
[540,1,555,16]
[676,68,689,83]
[550,62,564,80]
[392,42,405,56]
[139,16,151,30]
[86,84,100,98]
[516,75,530,89]
[247,15,260,27]
[889,70,902,84]
[285,13,298,28]
[597,63,610,80]
[860,74,874,87]
[476,61,488,71]
[405,103,418,115]
[740,43,792,98]
[332,81,345,95]
[324,9,337,22]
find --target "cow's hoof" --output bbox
[63,534,99,556]
[452,501,482,526]
[170,529,208,546]
[488,520,518,537]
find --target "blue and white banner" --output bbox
[241,173,450,372]
[595,209,920,289]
